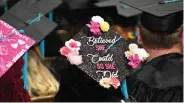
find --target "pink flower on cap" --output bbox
[87,21,101,35]
[67,52,83,65]
[65,39,81,51]
[110,77,120,89]
[128,54,141,69]
[59,46,72,56]
[60,39,83,66]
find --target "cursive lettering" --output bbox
[96,70,118,78]
[81,36,117,46]
[87,54,113,64]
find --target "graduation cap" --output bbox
[94,0,119,7]
[0,0,8,7]
[0,0,62,43]
[60,16,132,88]
[20,0,63,15]
[63,0,92,10]
[117,0,183,33]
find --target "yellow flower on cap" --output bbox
[100,21,110,32]
[127,32,134,39]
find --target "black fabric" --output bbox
[141,11,183,33]
[118,0,183,33]
[120,0,183,17]
[127,53,183,102]
[0,0,61,44]
[54,56,123,102]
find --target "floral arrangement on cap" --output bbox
[59,39,83,65]
[99,77,121,89]
[125,43,149,69]
[86,16,110,35]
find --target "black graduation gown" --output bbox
[126,53,183,102]
[53,56,123,102]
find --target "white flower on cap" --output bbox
[91,16,104,23]
[136,48,149,61]
[99,77,111,88]
[129,43,138,51]
[126,43,149,61]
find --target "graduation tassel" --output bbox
[18,30,29,91]
[21,13,43,90]
[134,16,141,40]
[103,37,122,54]
[39,12,53,59]
[121,80,129,100]
[40,39,45,59]
[22,52,29,90]
[4,0,8,13]
[49,11,53,21]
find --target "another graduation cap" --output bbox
[94,0,119,7]
[63,0,92,10]
[20,0,62,15]
[0,0,8,7]
[0,0,62,43]
[117,0,183,33]
[60,16,132,89]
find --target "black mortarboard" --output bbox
[94,0,119,7]
[20,0,62,15]
[63,17,132,84]
[0,0,62,43]
[117,0,183,33]
[0,0,8,7]
[63,0,92,10]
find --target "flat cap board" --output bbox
[0,0,9,6]
[8,1,40,25]
[72,26,131,82]
[20,0,63,15]
[0,0,58,44]
[63,0,91,10]
[116,2,142,17]
[1,13,25,29]
[0,20,35,78]
[94,0,119,7]
[120,0,183,17]
[23,17,57,43]
[119,0,183,33]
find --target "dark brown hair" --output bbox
[139,25,183,49]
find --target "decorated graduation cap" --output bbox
[0,0,62,43]
[0,19,35,78]
[117,0,183,33]
[59,16,136,89]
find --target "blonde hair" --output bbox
[28,47,59,98]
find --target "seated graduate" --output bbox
[118,0,183,102]
[127,25,183,102]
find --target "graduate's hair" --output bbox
[139,25,183,49]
